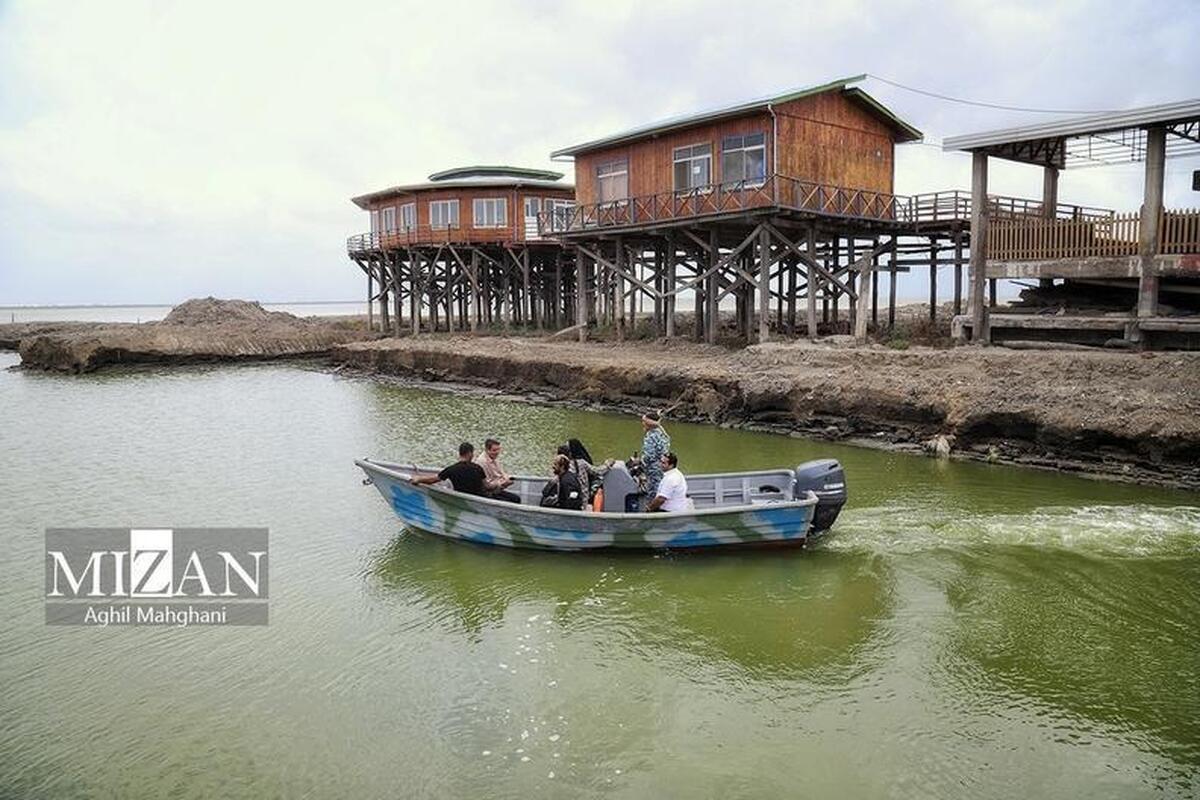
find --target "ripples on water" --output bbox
[0,353,1197,798]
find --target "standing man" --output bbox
[476,437,521,504]
[639,410,670,504]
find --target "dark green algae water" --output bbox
[0,352,1197,799]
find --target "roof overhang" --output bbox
[427,165,564,182]
[943,99,1200,168]
[550,74,922,159]
[351,176,573,209]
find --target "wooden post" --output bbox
[388,252,401,335]
[786,255,797,335]
[469,250,481,332]
[929,237,938,323]
[888,238,897,331]
[665,236,676,338]
[846,237,857,334]
[378,257,391,333]
[706,230,720,343]
[806,226,818,340]
[657,244,667,335]
[577,250,588,342]
[854,248,871,343]
[501,259,511,330]
[410,249,420,336]
[445,254,455,333]
[631,248,640,334]
[366,269,374,331]
[969,151,990,343]
[953,231,964,316]
[614,240,625,341]
[831,238,840,331]
[871,243,879,329]
[758,226,771,343]
[1138,124,1166,319]
[553,253,562,329]
[524,248,536,330]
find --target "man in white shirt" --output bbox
[647,452,688,513]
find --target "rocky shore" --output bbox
[4,298,375,372]
[331,336,1200,490]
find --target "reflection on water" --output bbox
[1,353,1198,798]
[370,533,894,684]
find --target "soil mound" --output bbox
[162,297,300,326]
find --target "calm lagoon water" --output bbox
[0,352,1197,798]
[0,301,367,323]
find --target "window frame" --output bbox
[429,199,460,230]
[472,197,508,229]
[595,159,629,205]
[399,202,416,230]
[381,206,397,231]
[720,132,768,187]
[672,142,713,193]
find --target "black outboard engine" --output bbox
[794,459,847,533]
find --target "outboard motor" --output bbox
[794,459,847,533]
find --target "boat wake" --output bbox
[819,503,1200,557]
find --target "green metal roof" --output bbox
[550,75,922,158]
[428,165,564,182]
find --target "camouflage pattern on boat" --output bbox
[357,459,818,551]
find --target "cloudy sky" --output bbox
[1,0,1197,306]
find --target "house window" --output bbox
[382,206,396,231]
[369,210,380,232]
[673,143,712,191]
[721,133,767,185]
[524,197,541,218]
[429,199,459,229]
[400,202,416,230]
[596,159,628,203]
[473,197,508,228]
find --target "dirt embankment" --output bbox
[7,298,376,372]
[331,336,1200,490]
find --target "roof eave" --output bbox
[551,74,882,158]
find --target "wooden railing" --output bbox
[347,224,521,253]
[1162,208,1200,254]
[988,209,1200,261]
[533,174,1116,235]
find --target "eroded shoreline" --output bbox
[330,336,1200,491]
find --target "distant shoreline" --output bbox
[0,300,363,311]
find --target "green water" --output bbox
[1,352,1197,798]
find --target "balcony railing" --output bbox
[988,208,1200,261]
[347,224,521,254]
[534,174,1117,235]
[907,191,1114,225]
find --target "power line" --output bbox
[866,74,1120,116]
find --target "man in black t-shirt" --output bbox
[412,442,487,496]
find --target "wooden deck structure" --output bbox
[944,99,1200,347]
[535,75,1118,345]
[346,79,1198,348]
[347,166,577,333]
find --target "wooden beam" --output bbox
[758,226,771,342]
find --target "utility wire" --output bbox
[866,74,1120,115]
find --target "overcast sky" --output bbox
[1,0,1197,306]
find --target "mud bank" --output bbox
[7,298,375,372]
[332,336,1200,490]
